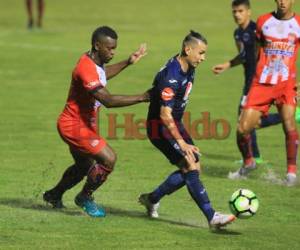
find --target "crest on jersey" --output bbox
[161,87,175,101]
[242,32,250,42]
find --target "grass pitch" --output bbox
[0,1,300,249]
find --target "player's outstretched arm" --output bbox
[91,87,149,108]
[212,54,243,75]
[105,44,147,80]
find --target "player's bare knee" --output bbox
[237,122,251,135]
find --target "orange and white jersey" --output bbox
[255,12,300,85]
[59,53,107,129]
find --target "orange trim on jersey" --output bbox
[161,87,175,101]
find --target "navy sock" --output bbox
[149,170,185,204]
[250,130,260,158]
[260,113,281,128]
[184,170,215,221]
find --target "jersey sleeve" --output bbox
[156,71,178,109]
[76,61,104,92]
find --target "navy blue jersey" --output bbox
[147,56,195,122]
[234,20,256,95]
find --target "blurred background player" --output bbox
[229,0,299,186]
[25,0,45,29]
[212,0,282,164]
[43,26,149,217]
[139,31,236,229]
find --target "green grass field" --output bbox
[1,0,300,249]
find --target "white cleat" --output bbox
[285,173,298,187]
[138,193,160,218]
[228,161,256,180]
[209,212,236,229]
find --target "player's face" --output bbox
[232,4,251,27]
[185,40,207,68]
[275,0,294,14]
[96,36,117,64]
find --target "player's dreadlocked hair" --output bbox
[91,26,118,49]
[232,0,250,8]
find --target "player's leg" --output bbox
[43,148,94,208]
[37,0,45,28]
[181,155,235,228]
[229,108,262,179]
[238,97,263,163]
[260,113,282,128]
[74,144,116,217]
[139,139,186,218]
[25,0,33,28]
[278,104,299,186]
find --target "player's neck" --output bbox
[239,19,250,30]
[177,55,189,73]
[88,50,104,66]
[275,9,294,20]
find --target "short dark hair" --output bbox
[183,30,208,46]
[232,0,250,7]
[91,26,118,47]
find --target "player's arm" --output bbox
[91,87,149,108]
[105,44,147,80]
[212,41,244,74]
[160,106,199,160]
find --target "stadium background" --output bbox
[0,0,299,249]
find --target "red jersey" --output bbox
[59,53,107,129]
[254,12,300,85]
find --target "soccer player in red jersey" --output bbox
[43,26,149,216]
[212,0,282,164]
[25,0,45,29]
[231,0,299,186]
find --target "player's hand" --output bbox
[180,142,200,163]
[128,43,147,65]
[212,62,230,74]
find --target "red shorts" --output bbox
[57,118,107,155]
[243,80,297,115]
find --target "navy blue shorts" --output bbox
[147,121,199,165]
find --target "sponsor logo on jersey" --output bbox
[161,87,175,101]
[265,41,295,57]
[169,79,178,83]
[87,81,100,88]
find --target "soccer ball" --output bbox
[229,189,259,219]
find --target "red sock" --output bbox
[82,164,112,196]
[286,130,299,174]
[237,132,253,164]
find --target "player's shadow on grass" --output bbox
[106,206,240,234]
[106,206,201,228]
[0,197,83,216]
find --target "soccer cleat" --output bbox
[138,193,160,218]
[285,173,298,187]
[295,107,300,124]
[228,161,256,180]
[74,193,106,217]
[209,212,236,229]
[43,190,65,209]
[254,157,264,164]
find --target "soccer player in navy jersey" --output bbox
[139,30,236,229]
[212,0,282,165]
